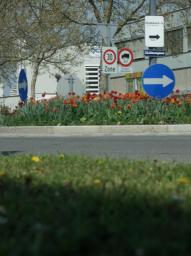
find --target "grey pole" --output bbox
[105,23,112,92]
[105,0,111,92]
[65,75,75,94]
[69,75,75,93]
[149,0,157,65]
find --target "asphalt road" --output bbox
[0,135,191,163]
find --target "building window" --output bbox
[85,66,100,94]
[187,26,191,51]
[165,28,183,55]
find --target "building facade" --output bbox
[109,7,191,93]
[1,6,191,110]
[0,48,100,109]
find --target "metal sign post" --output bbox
[65,75,75,93]
[98,22,117,92]
[149,0,157,65]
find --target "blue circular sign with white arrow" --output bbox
[142,64,175,99]
[18,68,28,102]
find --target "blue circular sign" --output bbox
[142,64,175,99]
[18,69,28,102]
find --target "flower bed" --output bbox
[1,90,191,126]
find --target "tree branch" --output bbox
[114,0,146,36]
[88,0,103,23]
[59,9,97,26]
[106,0,113,23]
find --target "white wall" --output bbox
[26,65,57,97]
[0,96,20,110]
[26,48,100,97]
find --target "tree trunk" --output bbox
[30,62,40,99]
[99,73,108,93]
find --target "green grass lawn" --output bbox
[0,154,191,256]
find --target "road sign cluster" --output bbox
[102,47,133,74]
[101,15,176,100]
[142,15,176,99]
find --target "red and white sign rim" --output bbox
[103,49,117,65]
[118,48,134,67]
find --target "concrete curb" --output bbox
[1,124,191,136]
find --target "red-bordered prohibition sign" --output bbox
[118,48,134,67]
[103,49,117,65]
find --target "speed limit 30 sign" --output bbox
[102,47,117,73]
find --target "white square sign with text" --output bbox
[145,16,164,47]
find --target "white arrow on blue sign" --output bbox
[142,64,176,99]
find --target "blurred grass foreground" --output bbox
[0,154,191,255]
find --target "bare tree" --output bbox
[0,1,20,80]
[48,0,148,91]
[15,0,89,98]
[1,0,186,96]
[0,0,87,98]
[51,0,148,41]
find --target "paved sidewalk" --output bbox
[1,124,191,136]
